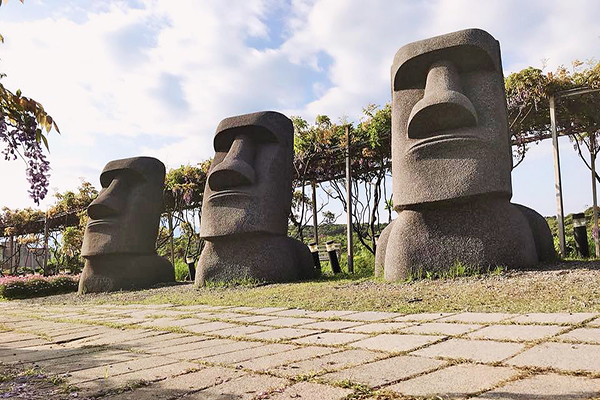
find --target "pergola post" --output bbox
[549,95,566,257]
[345,125,353,274]
[591,136,600,257]
[311,180,319,245]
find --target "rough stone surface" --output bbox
[339,311,401,321]
[510,312,598,325]
[197,111,316,284]
[412,338,524,362]
[351,333,444,352]
[506,342,600,373]
[270,382,353,400]
[389,364,518,398]
[467,324,564,341]
[557,327,600,343]
[378,28,554,281]
[402,322,483,336]
[438,312,517,324]
[79,156,174,293]
[272,349,382,377]
[293,332,369,345]
[476,373,600,399]
[237,346,335,371]
[321,355,444,387]
[188,374,289,400]
[343,322,413,333]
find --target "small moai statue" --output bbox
[375,28,555,280]
[196,111,316,285]
[79,156,175,293]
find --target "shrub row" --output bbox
[0,274,79,299]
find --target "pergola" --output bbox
[549,87,600,257]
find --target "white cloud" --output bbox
[0,0,598,215]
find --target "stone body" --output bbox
[375,28,555,280]
[197,111,316,284]
[79,156,174,293]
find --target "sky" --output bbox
[0,0,599,219]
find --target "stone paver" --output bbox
[184,321,238,334]
[476,373,600,399]
[393,313,456,322]
[203,343,296,365]
[299,320,363,330]
[506,342,600,373]
[269,308,314,317]
[247,327,322,340]
[208,324,270,337]
[438,312,517,324]
[272,349,382,377]
[389,363,518,398]
[402,322,483,336]
[187,374,289,400]
[306,310,358,319]
[412,339,525,363]
[258,317,317,327]
[339,311,401,322]
[270,381,353,399]
[556,327,600,343]
[510,312,599,325]
[237,346,335,371]
[293,332,369,345]
[321,355,444,387]
[467,324,565,341]
[343,322,413,333]
[5,306,600,400]
[351,333,444,352]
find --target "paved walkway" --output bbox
[0,303,599,399]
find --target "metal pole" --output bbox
[311,180,319,245]
[549,95,566,257]
[345,125,353,274]
[43,211,49,275]
[591,136,600,257]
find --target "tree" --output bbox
[0,0,59,204]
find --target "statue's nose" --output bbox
[407,60,477,139]
[87,178,125,219]
[208,134,256,190]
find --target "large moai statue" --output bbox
[79,156,175,293]
[196,111,316,285]
[375,28,555,280]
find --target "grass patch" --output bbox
[6,260,600,314]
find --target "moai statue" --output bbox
[197,111,316,284]
[79,157,175,293]
[375,28,555,280]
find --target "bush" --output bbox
[0,274,79,299]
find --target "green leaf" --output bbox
[15,89,21,97]
[0,33,4,43]
[40,133,49,151]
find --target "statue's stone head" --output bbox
[391,28,512,208]
[81,156,166,256]
[199,111,294,238]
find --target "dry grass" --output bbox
[6,261,600,314]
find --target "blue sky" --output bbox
[0,0,599,219]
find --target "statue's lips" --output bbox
[86,219,116,228]
[408,134,483,152]
[208,190,253,201]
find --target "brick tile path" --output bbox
[0,303,599,399]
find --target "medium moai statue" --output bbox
[196,111,316,285]
[79,156,175,293]
[375,28,555,280]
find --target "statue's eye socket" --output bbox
[213,127,279,152]
[100,169,144,188]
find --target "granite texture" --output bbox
[79,156,174,293]
[197,111,316,284]
[377,28,555,280]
